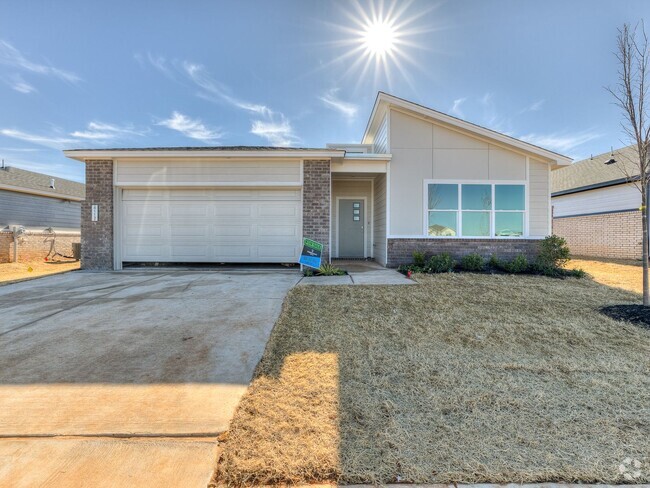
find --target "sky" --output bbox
[1,0,649,183]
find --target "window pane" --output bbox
[462,212,490,236]
[495,212,524,237]
[428,211,457,236]
[428,184,458,210]
[495,185,525,210]
[462,184,492,210]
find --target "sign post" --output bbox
[299,238,323,269]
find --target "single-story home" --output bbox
[0,165,84,263]
[63,92,571,270]
[552,145,642,260]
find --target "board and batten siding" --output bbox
[114,159,302,186]
[552,183,641,217]
[0,189,81,230]
[387,109,551,236]
[332,179,372,257]
[373,174,387,265]
[529,159,550,237]
[373,114,389,154]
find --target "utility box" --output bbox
[72,242,81,261]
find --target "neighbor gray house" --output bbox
[552,145,642,260]
[0,165,84,263]
[63,92,571,270]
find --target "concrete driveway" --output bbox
[0,268,300,487]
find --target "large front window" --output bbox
[426,182,526,237]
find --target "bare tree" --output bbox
[607,22,650,305]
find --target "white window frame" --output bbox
[422,179,528,239]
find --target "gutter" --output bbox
[552,176,638,197]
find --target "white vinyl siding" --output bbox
[332,180,372,257]
[373,114,389,154]
[373,174,387,265]
[115,160,301,186]
[121,188,301,263]
[552,183,641,217]
[529,159,550,237]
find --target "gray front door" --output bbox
[339,199,365,257]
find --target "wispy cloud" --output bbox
[519,130,602,153]
[320,88,358,120]
[0,40,80,84]
[139,53,299,146]
[157,112,223,143]
[525,99,544,112]
[0,128,77,149]
[2,73,36,94]
[70,121,148,141]
[449,97,466,118]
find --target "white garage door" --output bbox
[121,189,301,263]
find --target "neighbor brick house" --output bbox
[64,92,570,270]
[552,145,642,260]
[0,165,83,263]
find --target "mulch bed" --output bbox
[600,304,650,329]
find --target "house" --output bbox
[0,165,84,263]
[63,92,571,271]
[552,145,642,260]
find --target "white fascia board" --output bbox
[343,153,392,161]
[0,182,83,201]
[63,149,345,162]
[364,92,572,166]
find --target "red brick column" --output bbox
[302,160,331,262]
[81,160,114,270]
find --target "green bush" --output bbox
[488,254,502,270]
[398,264,425,275]
[460,253,485,272]
[503,254,529,273]
[427,253,455,273]
[412,250,426,267]
[566,267,586,278]
[537,235,571,270]
[317,263,346,276]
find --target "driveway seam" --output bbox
[0,273,173,338]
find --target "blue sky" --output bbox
[0,0,648,183]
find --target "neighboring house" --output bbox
[552,146,642,260]
[0,165,84,263]
[63,92,571,271]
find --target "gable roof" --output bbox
[551,145,639,196]
[0,166,85,200]
[362,92,572,167]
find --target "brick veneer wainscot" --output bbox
[553,210,642,260]
[302,160,331,262]
[81,160,114,270]
[386,238,541,267]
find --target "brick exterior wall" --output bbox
[302,160,331,262]
[386,238,540,267]
[553,210,642,260]
[81,160,114,270]
[0,230,80,263]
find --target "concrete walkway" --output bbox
[0,268,300,487]
[298,260,416,285]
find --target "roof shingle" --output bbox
[0,166,85,199]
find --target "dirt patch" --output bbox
[0,260,80,285]
[567,258,642,295]
[214,274,650,485]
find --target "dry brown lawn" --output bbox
[214,274,650,486]
[0,260,79,285]
[567,258,642,295]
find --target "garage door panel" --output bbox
[122,189,301,263]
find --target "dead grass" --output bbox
[567,258,642,295]
[0,260,79,285]
[215,274,650,486]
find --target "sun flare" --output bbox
[362,21,396,57]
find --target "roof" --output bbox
[63,146,347,161]
[362,92,573,167]
[551,145,639,196]
[0,166,85,200]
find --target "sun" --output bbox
[362,21,396,57]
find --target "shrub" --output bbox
[412,250,426,267]
[503,254,529,274]
[537,235,571,270]
[398,264,425,275]
[460,253,485,272]
[317,263,346,276]
[427,253,455,273]
[488,254,502,270]
[566,267,586,278]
